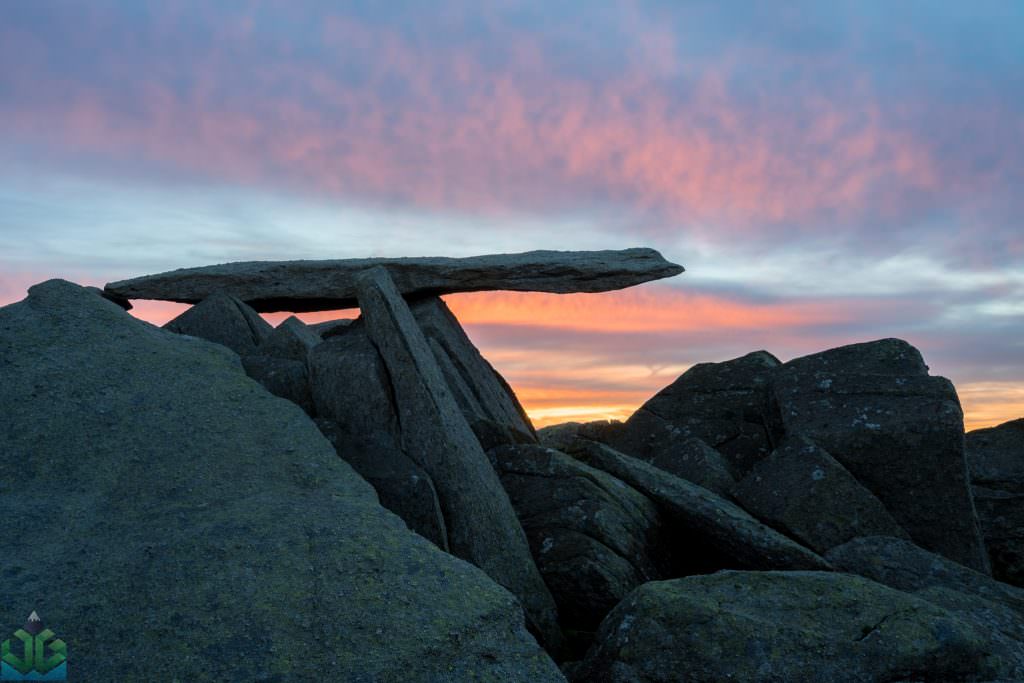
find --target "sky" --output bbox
[1,1,1022,430]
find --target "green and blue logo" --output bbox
[1,612,67,681]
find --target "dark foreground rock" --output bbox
[355,266,562,652]
[967,418,1024,586]
[163,291,272,355]
[489,444,663,652]
[732,435,910,554]
[767,338,990,573]
[0,280,565,682]
[105,248,685,312]
[570,571,1002,683]
[610,351,780,479]
[566,440,830,572]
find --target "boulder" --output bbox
[309,317,354,338]
[537,421,625,452]
[570,571,1002,682]
[826,536,1024,677]
[308,324,449,551]
[0,280,566,682]
[488,444,663,651]
[162,291,272,356]
[354,266,562,652]
[731,435,910,554]
[565,439,830,572]
[767,338,990,573]
[257,315,321,361]
[611,351,780,479]
[967,418,1024,586]
[240,316,321,415]
[104,248,685,312]
[411,296,536,448]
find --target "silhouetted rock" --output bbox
[565,439,830,572]
[355,266,562,652]
[612,351,780,479]
[570,571,1001,683]
[767,338,990,573]
[308,326,449,551]
[411,296,536,448]
[967,418,1024,587]
[537,421,625,452]
[732,435,910,554]
[105,247,685,312]
[163,291,272,355]
[489,444,663,654]
[826,536,1024,677]
[0,279,566,682]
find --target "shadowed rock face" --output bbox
[766,338,990,574]
[163,291,272,355]
[570,571,1003,683]
[0,280,566,682]
[967,418,1024,587]
[354,266,563,653]
[103,248,684,312]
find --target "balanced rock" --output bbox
[766,338,990,573]
[731,435,910,554]
[411,296,536,449]
[570,571,1000,683]
[163,291,272,355]
[489,444,663,652]
[967,418,1024,586]
[308,324,449,550]
[354,266,562,652]
[565,439,830,572]
[610,351,780,479]
[0,280,565,682]
[105,248,685,312]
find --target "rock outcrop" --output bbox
[241,315,320,415]
[731,435,910,554]
[967,418,1024,586]
[570,571,1002,683]
[766,338,990,573]
[354,266,562,652]
[0,280,566,682]
[105,248,685,312]
[163,290,272,355]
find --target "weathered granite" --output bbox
[571,571,1002,682]
[354,266,562,652]
[766,338,990,573]
[104,248,685,312]
[257,315,321,361]
[732,435,910,553]
[163,291,273,355]
[967,418,1024,586]
[565,439,831,572]
[0,280,566,682]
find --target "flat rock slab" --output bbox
[104,248,685,312]
[354,266,562,652]
[0,280,566,682]
[566,439,831,572]
[570,571,1002,683]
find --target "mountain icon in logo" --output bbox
[1,612,67,681]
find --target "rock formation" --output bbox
[104,247,684,312]
[967,418,1024,586]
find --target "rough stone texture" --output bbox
[411,296,536,448]
[354,266,562,652]
[241,355,315,415]
[308,325,449,551]
[537,421,625,452]
[967,418,1024,586]
[826,536,1024,678]
[488,444,664,644]
[163,291,272,355]
[767,338,990,573]
[571,571,1002,683]
[565,439,831,572]
[105,248,685,312]
[732,435,910,553]
[309,317,354,338]
[611,351,781,479]
[0,280,566,682]
[258,315,321,361]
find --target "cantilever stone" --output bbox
[104,247,685,312]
